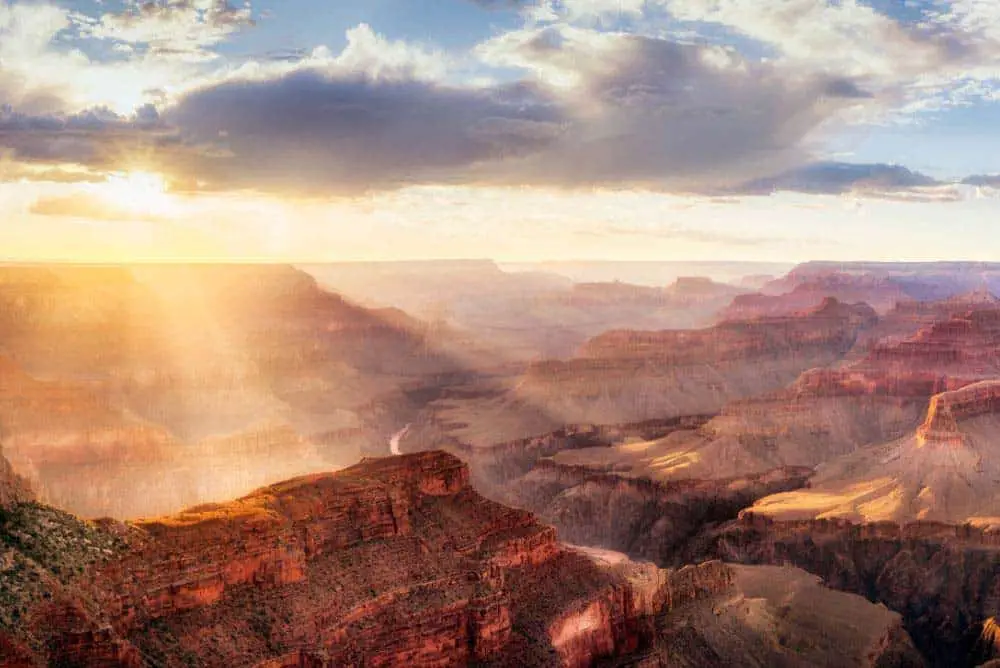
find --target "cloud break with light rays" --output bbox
[1,0,1000,262]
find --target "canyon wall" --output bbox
[711,514,1000,665]
[512,298,878,425]
[917,380,1000,444]
[2,451,738,668]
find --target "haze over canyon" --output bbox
[0,260,998,666]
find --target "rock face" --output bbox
[917,381,1000,444]
[710,514,1000,665]
[543,303,1000,499]
[412,299,878,447]
[0,451,927,667]
[744,378,1000,528]
[304,263,745,361]
[612,564,926,668]
[720,272,911,319]
[496,457,811,567]
[0,446,30,509]
[523,298,876,428]
[2,451,750,668]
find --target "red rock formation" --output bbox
[6,451,723,667]
[917,380,1000,443]
[578,297,876,363]
[711,513,1000,664]
[493,299,879,428]
[720,272,909,319]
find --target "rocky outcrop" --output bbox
[493,456,812,566]
[707,514,1000,665]
[720,272,910,319]
[917,381,1000,444]
[4,451,725,667]
[490,298,879,428]
[612,563,926,667]
[579,297,877,363]
[0,447,30,509]
[974,618,1000,665]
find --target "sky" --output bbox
[1,0,1000,262]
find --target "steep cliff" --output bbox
[404,299,878,451]
[0,451,741,667]
[543,303,1000,493]
[610,564,925,667]
[745,380,1000,527]
[710,514,1000,665]
[1,451,929,667]
[0,446,30,509]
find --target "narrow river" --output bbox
[389,424,411,455]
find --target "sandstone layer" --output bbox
[407,298,878,450]
[0,451,932,667]
[0,451,739,667]
[710,513,1000,665]
[746,380,1000,528]
[543,303,1000,495]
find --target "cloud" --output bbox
[83,0,255,61]
[472,27,872,190]
[0,9,992,200]
[962,174,1000,188]
[0,104,176,179]
[538,0,1000,115]
[736,161,942,196]
[155,69,563,194]
[28,192,170,221]
[0,2,249,116]
[143,27,877,194]
[0,22,924,197]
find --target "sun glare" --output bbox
[101,171,175,216]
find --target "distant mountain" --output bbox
[501,260,794,287]
[305,262,749,360]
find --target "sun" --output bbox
[100,171,175,216]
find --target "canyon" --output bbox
[7,261,1000,665]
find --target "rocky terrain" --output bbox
[764,262,1000,304]
[0,451,923,667]
[8,261,1000,666]
[533,302,1000,496]
[0,446,30,510]
[747,380,1000,527]
[306,261,746,360]
[376,286,1000,666]
[708,514,1000,666]
[401,298,878,452]
[720,272,912,319]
